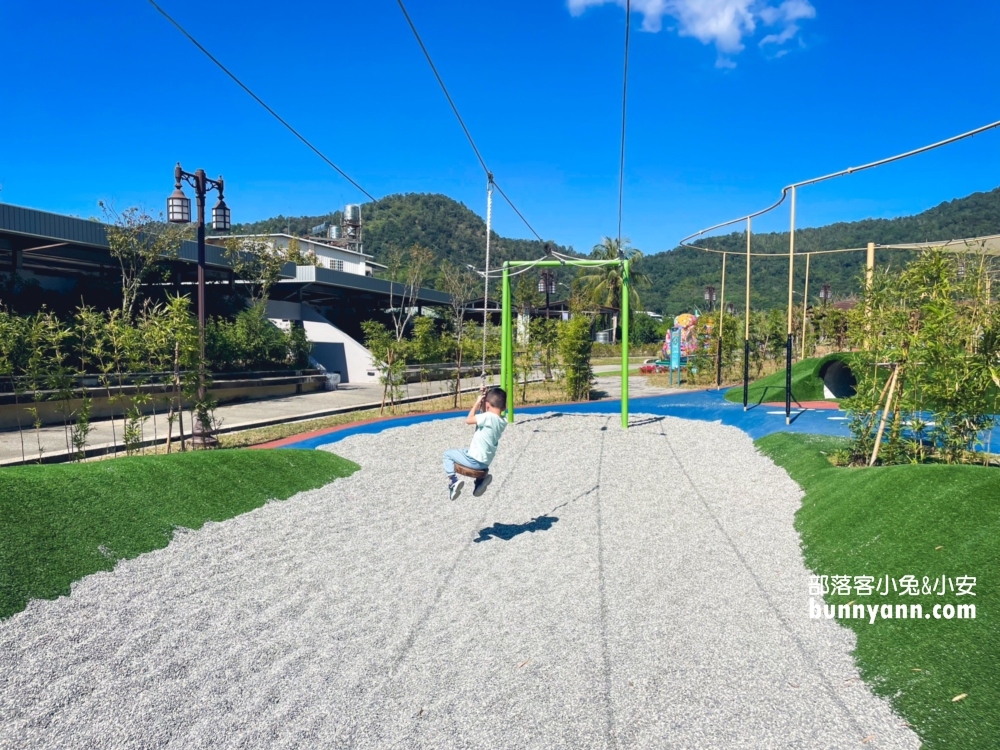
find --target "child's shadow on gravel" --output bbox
[473,515,559,543]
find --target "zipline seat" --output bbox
[453,463,489,480]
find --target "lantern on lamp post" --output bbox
[167,162,230,446]
[538,270,556,319]
[704,285,717,312]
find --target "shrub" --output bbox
[844,249,1000,465]
[559,316,594,401]
[207,303,309,372]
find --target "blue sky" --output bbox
[2,1,999,254]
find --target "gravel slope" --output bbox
[0,414,920,749]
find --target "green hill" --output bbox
[643,186,1000,317]
[235,187,1000,312]
[232,193,575,285]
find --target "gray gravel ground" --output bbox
[0,414,920,749]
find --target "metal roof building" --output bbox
[0,203,450,310]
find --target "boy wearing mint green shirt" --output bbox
[442,387,507,501]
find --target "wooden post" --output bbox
[866,242,876,289]
[865,241,876,349]
[869,365,900,466]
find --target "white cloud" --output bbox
[759,0,815,47]
[568,0,815,65]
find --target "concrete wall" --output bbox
[266,300,378,384]
[0,375,324,432]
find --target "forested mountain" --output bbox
[643,186,1000,316]
[232,193,575,282]
[234,187,1000,316]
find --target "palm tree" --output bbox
[576,237,651,343]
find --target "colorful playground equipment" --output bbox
[656,312,700,385]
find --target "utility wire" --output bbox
[395,0,543,242]
[148,0,376,202]
[617,0,631,254]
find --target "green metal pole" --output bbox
[621,258,630,429]
[499,270,504,394]
[500,265,508,418]
[502,266,513,423]
[507,280,515,422]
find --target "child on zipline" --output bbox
[442,386,507,501]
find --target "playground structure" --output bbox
[689,234,1000,413]
[680,118,1000,424]
[498,256,632,429]
[651,313,699,385]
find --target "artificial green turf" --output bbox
[724,354,846,404]
[0,449,358,620]
[759,432,1000,749]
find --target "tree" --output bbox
[629,312,662,345]
[386,244,434,343]
[559,315,594,401]
[101,202,186,318]
[577,237,651,343]
[285,237,321,267]
[530,317,559,381]
[361,319,405,414]
[440,260,481,406]
[407,315,441,395]
[369,244,434,411]
[223,236,286,306]
[843,249,1000,465]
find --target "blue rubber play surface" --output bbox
[279,389,855,451]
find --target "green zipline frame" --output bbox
[499,258,631,429]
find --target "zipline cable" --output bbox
[394,0,544,243]
[148,0,375,202]
[492,181,544,243]
[482,177,493,383]
[394,0,488,176]
[616,0,631,254]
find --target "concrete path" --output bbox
[0,415,918,749]
[0,368,677,465]
[0,378,477,465]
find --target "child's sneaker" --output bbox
[448,474,464,501]
[473,473,492,497]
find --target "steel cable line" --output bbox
[617,0,631,253]
[679,117,1000,248]
[491,181,543,243]
[148,0,376,202]
[394,0,544,243]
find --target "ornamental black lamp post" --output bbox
[538,270,556,319]
[704,285,717,312]
[167,162,230,445]
[819,283,832,307]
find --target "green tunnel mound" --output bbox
[817,356,857,399]
[725,353,853,405]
